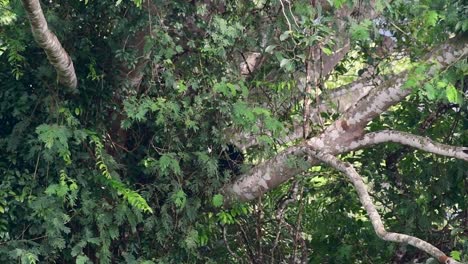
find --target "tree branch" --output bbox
[224,35,468,204]
[310,77,378,124]
[310,35,468,152]
[347,130,468,161]
[343,35,468,129]
[21,0,77,89]
[308,149,461,264]
[222,146,310,204]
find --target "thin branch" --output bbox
[272,180,300,257]
[347,130,468,161]
[224,19,467,207]
[292,183,306,264]
[286,0,299,29]
[307,149,461,264]
[236,220,258,263]
[223,225,240,260]
[279,0,292,31]
[0,235,48,245]
[303,50,313,138]
[255,197,263,262]
[21,0,77,89]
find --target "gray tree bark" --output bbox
[21,0,77,89]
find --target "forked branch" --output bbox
[307,149,461,264]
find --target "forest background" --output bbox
[0,0,467,263]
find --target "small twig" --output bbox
[271,180,300,261]
[147,0,153,37]
[279,0,292,31]
[390,21,410,36]
[0,235,47,246]
[286,0,299,28]
[256,197,264,262]
[237,221,258,263]
[292,183,305,263]
[223,225,240,260]
[240,52,253,75]
[32,146,42,181]
[303,47,313,138]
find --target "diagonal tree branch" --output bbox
[309,76,381,123]
[346,130,468,161]
[231,76,377,150]
[232,1,381,149]
[310,35,468,152]
[224,35,468,205]
[21,0,77,89]
[222,146,310,204]
[342,36,468,130]
[235,35,467,150]
[307,149,461,264]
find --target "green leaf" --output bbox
[436,81,447,88]
[424,83,437,100]
[132,0,142,7]
[332,0,346,8]
[403,78,417,89]
[321,47,333,55]
[76,255,91,264]
[217,211,234,225]
[159,153,181,176]
[176,81,187,93]
[212,194,224,207]
[171,189,187,209]
[280,31,291,41]
[280,58,293,71]
[265,45,276,53]
[36,124,72,150]
[197,231,208,246]
[21,252,38,264]
[450,250,461,261]
[350,20,372,41]
[463,20,468,32]
[184,229,198,249]
[445,84,458,103]
[424,10,439,27]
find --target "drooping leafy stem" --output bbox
[88,133,153,213]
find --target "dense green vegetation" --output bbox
[0,0,467,263]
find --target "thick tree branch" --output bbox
[224,36,468,204]
[347,130,468,161]
[343,36,468,129]
[308,150,461,264]
[231,77,377,150]
[21,0,77,89]
[222,146,310,204]
[310,35,468,152]
[231,2,382,150]
[236,35,467,150]
[310,77,378,123]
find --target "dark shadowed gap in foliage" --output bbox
[219,144,244,176]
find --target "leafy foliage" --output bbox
[0,0,466,263]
